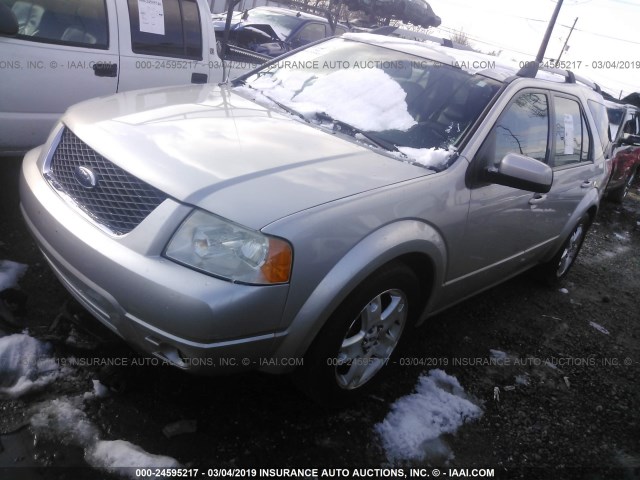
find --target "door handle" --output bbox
[191,73,208,84]
[93,62,117,77]
[529,193,547,205]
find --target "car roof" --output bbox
[342,33,524,82]
[250,6,331,23]
[343,32,606,97]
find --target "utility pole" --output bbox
[556,17,578,65]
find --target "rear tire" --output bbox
[537,213,591,286]
[608,168,636,204]
[295,263,419,407]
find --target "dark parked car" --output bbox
[344,0,441,29]
[605,101,640,202]
[212,6,348,58]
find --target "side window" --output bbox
[587,99,611,156]
[334,26,348,36]
[553,96,590,167]
[127,0,202,60]
[2,0,108,48]
[478,91,549,169]
[293,23,327,46]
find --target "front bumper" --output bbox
[20,147,291,374]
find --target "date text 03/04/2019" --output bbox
[134,468,496,478]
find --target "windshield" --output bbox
[236,37,502,169]
[243,10,304,39]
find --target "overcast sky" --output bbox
[428,0,639,99]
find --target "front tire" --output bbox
[295,263,419,407]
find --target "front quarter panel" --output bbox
[266,218,446,370]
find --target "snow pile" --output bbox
[32,396,181,477]
[0,259,27,291]
[0,334,63,398]
[87,440,181,472]
[31,397,101,445]
[241,68,416,132]
[376,369,483,462]
[397,146,453,169]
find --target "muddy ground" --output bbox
[1,156,639,479]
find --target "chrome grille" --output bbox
[47,128,168,235]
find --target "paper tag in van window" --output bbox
[139,0,165,35]
[563,113,574,155]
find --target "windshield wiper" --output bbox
[234,80,307,121]
[314,112,398,152]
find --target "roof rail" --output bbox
[511,64,602,95]
[537,66,602,93]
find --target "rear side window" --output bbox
[478,91,550,168]
[553,96,590,167]
[587,99,612,157]
[127,0,202,60]
[2,0,108,48]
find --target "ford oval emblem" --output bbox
[74,166,98,189]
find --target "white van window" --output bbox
[127,0,203,60]
[2,0,108,48]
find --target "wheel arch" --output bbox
[263,220,445,372]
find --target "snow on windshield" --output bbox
[243,68,417,132]
[397,146,455,169]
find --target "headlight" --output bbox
[165,210,292,285]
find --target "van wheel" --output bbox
[608,169,636,204]
[538,213,591,286]
[295,263,419,407]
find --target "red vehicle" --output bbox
[606,102,640,202]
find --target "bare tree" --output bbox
[449,29,472,47]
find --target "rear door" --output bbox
[117,0,216,90]
[0,0,118,154]
[520,93,599,261]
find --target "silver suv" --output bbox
[20,33,610,405]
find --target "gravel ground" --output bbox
[1,156,639,480]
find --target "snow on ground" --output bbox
[0,334,66,398]
[376,369,483,463]
[1,256,178,474]
[238,68,416,132]
[0,259,27,291]
[31,396,181,477]
[87,440,181,472]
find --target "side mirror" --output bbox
[0,4,19,36]
[482,153,553,193]
[622,133,640,146]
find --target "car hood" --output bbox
[62,84,430,229]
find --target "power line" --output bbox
[563,25,640,45]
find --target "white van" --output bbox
[0,0,228,155]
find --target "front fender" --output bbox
[264,220,446,372]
